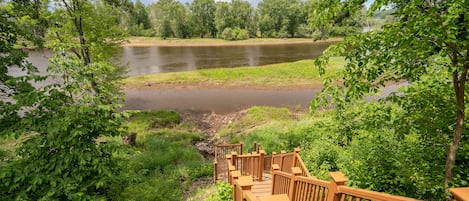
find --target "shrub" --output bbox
[221,28,249,41]
[204,181,233,201]
[108,131,210,201]
[221,28,234,40]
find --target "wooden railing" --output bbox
[214,143,243,181]
[216,144,466,201]
[226,150,265,182]
[272,170,420,201]
[233,175,261,201]
[451,187,469,201]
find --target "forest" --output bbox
[1,0,468,200]
[116,0,373,40]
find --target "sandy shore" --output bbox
[122,37,342,47]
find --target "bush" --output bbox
[221,28,234,40]
[204,181,232,201]
[108,132,211,201]
[221,28,249,41]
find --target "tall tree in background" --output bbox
[256,0,304,37]
[134,0,151,30]
[214,1,231,34]
[190,0,215,38]
[313,0,469,191]
[149,0,191,38]
[230,0,253,30]
[214,0,253,37]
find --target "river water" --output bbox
[27,42,332,76]
[119,42,332,76]
[25,43,337,113]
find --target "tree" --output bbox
[0,0,127,199]
[134,0,151,30]
[230,0,253,31]
[215,1,232,35]
[190,0,215,38]
[214,0,253,38]
[256,0,304,38]
[149,0,191,38]
[313,0,469,192]
[307,0,365,39]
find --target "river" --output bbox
[26,42,332,76]
[120,42,332,76]
[25,42,336,113]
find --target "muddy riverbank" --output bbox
[123,88,320,114]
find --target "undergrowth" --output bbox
[108,110,212,201]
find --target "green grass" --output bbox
[218,106,302,152]
[110,110,212,201]
[123,57,345,88]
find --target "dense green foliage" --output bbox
[108,110,212,201]
[203,181,233,201]
[230,74,468,199]
[116,0,367,39]
[313,0,469,191]
[220,27,249,41]
[0,0,127,199]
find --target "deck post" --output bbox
[288,167,302,200]
[226,154,233,183]
[234,176,253,201]
[271,152,277,173]
[271,164,280,195]
[231,170,241,185]
[213,159,218,181]
[253,142,257,152]
[327,172,348,201]
[214,144,218,159]
[279,150,286,172]
[239,142,243,155]
[231,151,238,167]
[259,150,265,181]
[292,148,300,168]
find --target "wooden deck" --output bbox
[215,144,449,201]
[217,158,273,198]
[252,172,273,198]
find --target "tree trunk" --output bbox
[444,70,467,190]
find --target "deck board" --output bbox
[252,172,273,198]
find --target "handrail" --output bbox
[293,150,311,177]
[214,143,243,181]
[336,186,420,201]
[215,145,465,201]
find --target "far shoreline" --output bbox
[122,37,343,47]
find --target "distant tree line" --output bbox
[120,0,370,40]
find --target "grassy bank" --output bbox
[122,57,345,89]
[108,110,212,201]
[125,37,342,47]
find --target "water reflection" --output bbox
[26,43,334,77]
[119,43,332,76]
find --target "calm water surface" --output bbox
[27,43,333,76]
[119,43,332,76]
[24,43,335,112]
